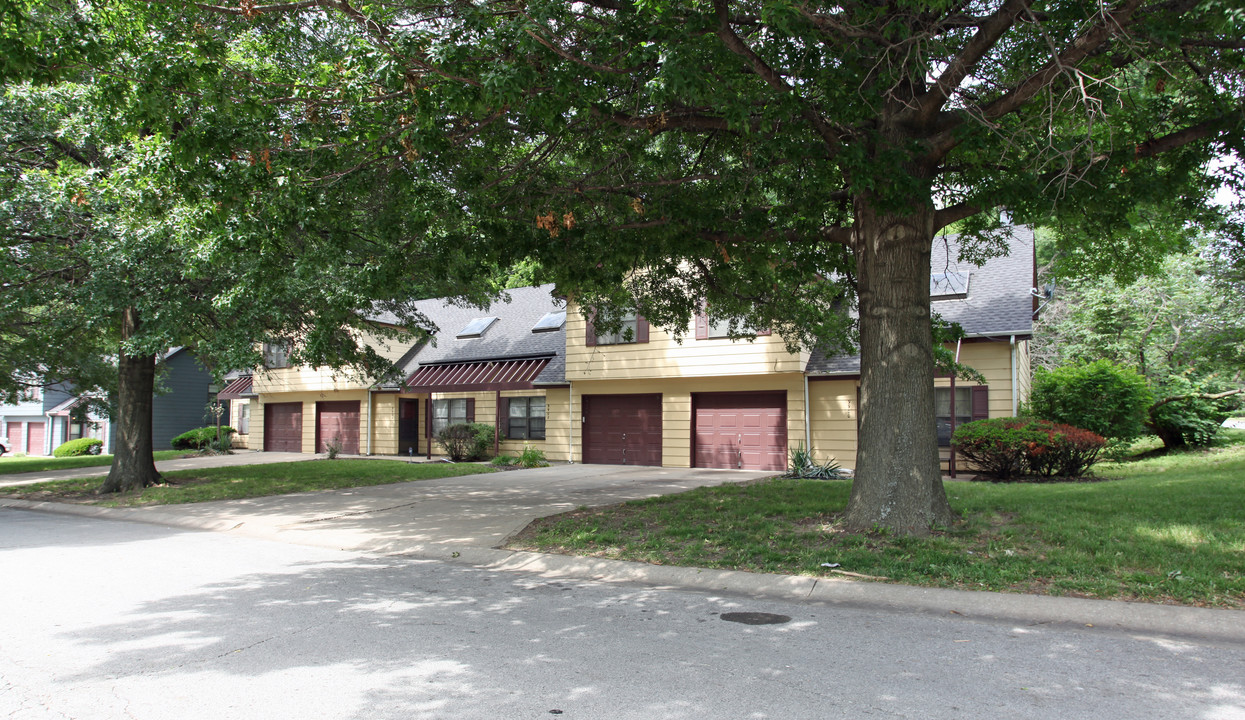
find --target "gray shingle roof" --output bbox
[806,226,1035,376]
[379,284,567,387]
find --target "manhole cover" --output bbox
[720,612,791,625]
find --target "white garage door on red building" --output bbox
[693,392,788,471]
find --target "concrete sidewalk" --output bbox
[0,450,319,488]
[2,461,1241,646]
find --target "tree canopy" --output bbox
[0,2,495,489]
[5,0,1242,528]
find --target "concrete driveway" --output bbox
[3,462,773,554]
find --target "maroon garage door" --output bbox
[26,421,45,456]
[6,422,21,453]
[582,394,662,466]
[316,401,360,455]
[693,392,787,471]
[264,402,303,452]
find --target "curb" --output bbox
[4,497,1242,646]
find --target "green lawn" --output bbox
[0,450,185,475]
[507,430,1245,608]
[0,458,494,506]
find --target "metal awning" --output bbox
[217,375,256,400]
[404,357,551,393]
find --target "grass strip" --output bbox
[0,459,493,507]
[0,450,185,475]
[508,431,1245,608]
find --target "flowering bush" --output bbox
[953,418,1106,481]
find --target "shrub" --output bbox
[517,444,549,468]
[786,443,843,479]
[53,438,104,457]
[953,418,1106,480]
[436,422,495,461]
[1028,360,1153,441]
[171,426,236,450]
[952,419,1048,480]
[1026,423,1106,478]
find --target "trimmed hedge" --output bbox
[953,418,1106,481]
[52,438,104,457]
[171,426,236,450]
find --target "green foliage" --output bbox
[786,443,843,479]
[516,444,549,468]
[952,419,1049,480]
[52,438,104,457]
[1148,376,1242,449]
[324,438,343,460]
[952,418,1107,480]
[1028,360,1154,441]
[437,422,495,462]
[170,426,236,451]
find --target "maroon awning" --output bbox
[217,375,255,400]
[404,357,551,393]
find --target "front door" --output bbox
[398,399,420,456]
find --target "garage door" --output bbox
[6,422,20,453]
[26,422,45,456]
[694,392,787,471]
[582,394,662,466]
[264,402,303,452]
[316,401,360,455]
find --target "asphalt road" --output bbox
[2,510,1243,720]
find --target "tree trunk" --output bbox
[844,200,955,536]
[100,308,162,494]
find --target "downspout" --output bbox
[1010,335,1018,416]
[948,338,962,479]
[366,388,373,456]
[803,373,811,454]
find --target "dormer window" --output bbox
[931,272,970,300]
[457,317,498,339]
[531,311,566,333]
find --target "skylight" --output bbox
[531,311,566,333]
[930,272,970,300]
[457,317,498,338]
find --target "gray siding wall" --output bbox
[152,351,214,449]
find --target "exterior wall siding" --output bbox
[152,351,214,450]
[565,304,809,381]
[807,380,860,469]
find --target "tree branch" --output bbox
[712,0,843,154]
[915,0,1032,125]
[1149,387,1245,411]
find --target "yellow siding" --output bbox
[569,375,805,468]
[935,340,1017,419]
[564,303,807,381]
[371,393,399,455]
[251,329,413,395]
[808,380,859,469]
[251,390,370,454]
[543,388,572,463]
[1016,338,1032,410]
